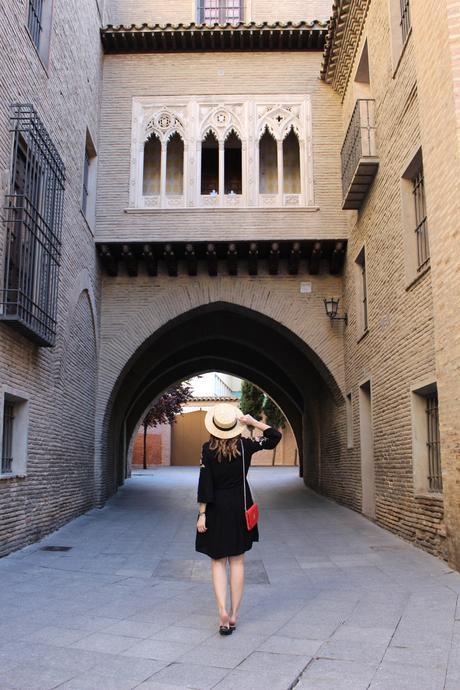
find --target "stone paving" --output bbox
[0,467,459,690]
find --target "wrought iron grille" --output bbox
[1,400,14,474]
[426,393,442,492]
[400,0,411,44]
[0,104,65,347]
[341,99,376,199]
[82,148,90,217]
[28,0,44,49]
[412,168,429,271]
[197,0,244,24]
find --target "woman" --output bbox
[195,402,282,635]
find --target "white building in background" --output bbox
[190,372,242,400]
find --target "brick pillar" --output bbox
[411,0,460,569]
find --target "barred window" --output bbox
[1,401,14,475]
[400,0,411,44]
[356,247,368,333]
[198,1,244,24]
[27,0,52,65]
[82,149,90,217]
[81,131,97,229]
[27,0,44,49]
[412,167,429,271]
[426,392,442,492]
[0,104,65,347]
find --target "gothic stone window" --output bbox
[131,96,314,210]
[0,104,65,347]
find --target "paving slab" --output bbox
[0,467,458,690]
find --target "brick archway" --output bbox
[97,299,346,503]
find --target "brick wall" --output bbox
[96,50,347,244]
[0,0,102,556]
[105,0,332,26]
[323,0,451,559]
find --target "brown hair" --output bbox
[209,434,241,462]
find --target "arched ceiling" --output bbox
[103,302,342,488]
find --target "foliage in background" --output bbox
[240,380,264,420]
[262,395,286,429]
[240,380,286,429]
[141,381,194,469]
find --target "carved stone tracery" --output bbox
[131,95,314,209]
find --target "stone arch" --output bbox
[97,295,345,502]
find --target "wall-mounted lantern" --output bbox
[324,297,348,325]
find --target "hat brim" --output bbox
[204,406,244,439]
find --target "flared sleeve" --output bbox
[244,426,282,454]
[197,445,214,503]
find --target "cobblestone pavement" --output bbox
[1,467,459,690]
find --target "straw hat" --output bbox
[205,402,244,439]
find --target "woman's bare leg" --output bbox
[211,557,229,626]
[229,554,245,626]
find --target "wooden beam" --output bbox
[206,243,218,276]
[163,243,178,277]
[99,244,118,277]
[288,241,302,275]
[121,244,138,277]
[330,241,346,274]
[142,243,157,276]
[248,242,258,276]
[309,241,322,274]
[185,243,198,276]
[268,242,280,275]
[227,243,238,276]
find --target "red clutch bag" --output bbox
[245,502,259,531]
[241,440,259,531]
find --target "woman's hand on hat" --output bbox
[238,414,256,426]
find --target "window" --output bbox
[259,129,278,195]
[0,391,29,478]
[412,167,429,271]
[346,393,353,449]
[400,0,411,44]
[401,148,430,282]
[426,392,441,492]
[201,131,219,195]
[166,133,184,196]
[198,0,244,24]
[132,95,314,209]
[355,247,368,334]
[27,0,53,66]
[411,382,442,494]
[142,126,185,205]
[143,133,161,196]
[283,129,301,194]
[82,130,97,229]
[1,401,14,474]
[389,0,411,71]
[0,104,65,347]
[224,131,242,195]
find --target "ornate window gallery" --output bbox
[130,96,314,210]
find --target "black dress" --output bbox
[195,427,282,560]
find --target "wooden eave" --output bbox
[320,0,370,99]
[97,239,347,278]
[101,20,329,53]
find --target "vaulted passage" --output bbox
[102,302,345,497]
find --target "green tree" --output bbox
[262,395,286,430]
[240,381,264,421]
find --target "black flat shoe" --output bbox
[229,623,236,631]
[219,625,233,636]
